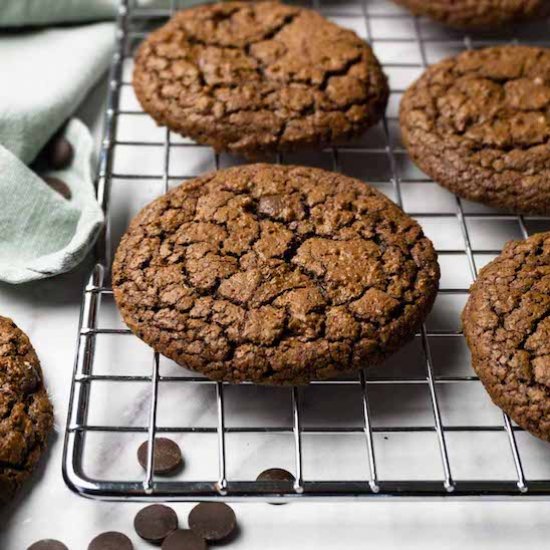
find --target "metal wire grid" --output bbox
[62,0,550,501]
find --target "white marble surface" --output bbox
[3,9,550,549]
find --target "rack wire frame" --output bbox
[62,0,550,501]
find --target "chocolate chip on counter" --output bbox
[188,502,237,543]
[134,504,178,544]
[27,541,68,550]
[87,531,133,550]
[137,437,183,475]
[257,468,295,505]
[162,530,207,550]
[256,468,295,483]
[44,135,74,170]
[43,176,72,200]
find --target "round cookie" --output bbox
[400,45,550,215]
[132,1,388,157]
[391,0,549,29]
[112,164,440,384]
[0,316,53,505]
[463,232,550,442]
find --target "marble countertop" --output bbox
[2,59,550,550]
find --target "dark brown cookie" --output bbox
[400,46,550,215]
[0,316,54,505]
[132,1,388,157]
[391,0,549,29]
[112,164,439,385]
[463,232,550,442]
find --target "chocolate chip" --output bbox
[137,437,183,475]
[45,135,74,170]
[27,541,68,550]
[162,530,207,550]
[134,504,178,544]
[87,531,133,550]
[20,361,40,394]
[256,468,295,483]
[257,468,295,505]
[188,502,237,543]
[43,176,72,200]
[258,195,285,218]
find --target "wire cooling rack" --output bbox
[63,0,550,501]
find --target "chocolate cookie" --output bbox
[463,232,550,442]
[391,0,549,29]
[0,316,54,505]
[400,45,550,215]
[132,1,388,157]
[112,164,439,384]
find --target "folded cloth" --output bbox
[0,23,114,165]
[0,0,117,27]
[0,120,103,283]
[0,9,116,283]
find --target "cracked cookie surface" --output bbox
[463,232,550,442]
[400,45,550,215]
[391,0,549,29]
[0,316,53,505]
[132,1,388,157]
[112,164,440,384]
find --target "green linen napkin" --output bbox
[0,120,103,283]
[0,22,114,165]
[0,1,118,27]
[0,7,116,283]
